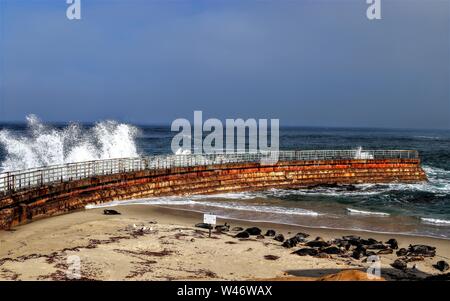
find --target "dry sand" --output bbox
[0,205,449,281]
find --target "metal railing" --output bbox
[0,150,418,195]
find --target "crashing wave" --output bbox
[0,114,139,172]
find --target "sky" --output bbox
[0,0,449,129]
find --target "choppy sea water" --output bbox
[1,117,450,239]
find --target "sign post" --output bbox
[203,213,216,238]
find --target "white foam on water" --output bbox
[264,185,386,197]
[0,115,139,172]
[261,165,450,197]
[85,198,197,209]
[414,136,442,140]
[86,194,321,216]
[197,201,320,216]
[385,165,450,194]
[346,208,390,216]
[421,218,450,226]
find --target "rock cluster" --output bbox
[197,222,446,276]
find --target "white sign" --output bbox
[203,213,216,225]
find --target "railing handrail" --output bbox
[0,149,419,195]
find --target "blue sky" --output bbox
[0,0,449,129]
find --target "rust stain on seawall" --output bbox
[0,158,427,229]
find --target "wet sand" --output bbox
[0,205,449,281]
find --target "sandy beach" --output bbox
[0,205,449,281]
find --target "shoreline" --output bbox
[144,205,450,242]
[1,205,449,281]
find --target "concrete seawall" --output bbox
[0,158,427,229]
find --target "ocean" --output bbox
[1,117,450,239]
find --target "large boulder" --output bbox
[408,244,436,257]
[292,248,318,256]
[274,234,285,242]
[385,238,399,249]
[306,240,331,248]
[377,249,393,255]
[352,250,363,260]
[235,231,250,238]
[265,229,276,237]
[367,243,388,250]
[396,248,408,256]
[321,246,342,255]
[215,223,230,232]
[245,227,262,236]
[195,223,213,230]
[434,260,449,272]
[282,233,309,248]
[391,259,407,270]
[295,232,310,239]
[282,238,298,248]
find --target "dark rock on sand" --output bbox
[315,253,331,259]
[264,255,280,260]
[391,259,407,270]
[282,233,308,248]
[352,250,363,260]
[232,227,244,232]
[396,248,408,256]
[355,245,366,252]
[367,243,388,250]
[321,246,342,255]
[377,249,393,255]
[265,230,276,237]
[402,256,425,263]
[256,235,265,240]
[343,236,363,246]
[342,235,360,241]
[365,251,377,257]
[282,238,298,248]
[274,234,285,242]
[235,231,250,238]
[385,238,399,249]
[294,233,309,242]
[295,232,310,239]
[245,227,262,236]
[103,209,121,215]
[333,239,350,250]
[195,223,213,230]
[215,223,230,232]
[306,240,331,248]
[359,238,380,246]
[434,260,449,272]
[408,244,436,257]
[292,248,318,256]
